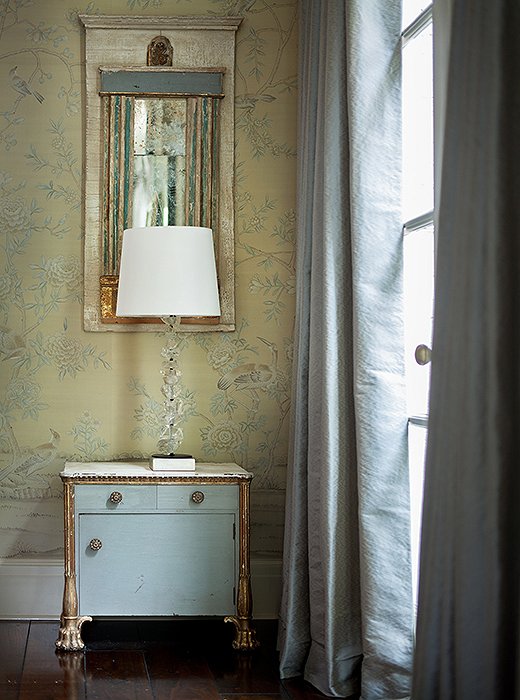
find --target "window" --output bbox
[401,2,434,609]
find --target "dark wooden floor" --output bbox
[0,618,342,699]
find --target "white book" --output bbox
[150,455,196,471]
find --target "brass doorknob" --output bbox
[415,344,432,365]
[109,491,123,504]
[191,491,205,504]
[89,538,102,551]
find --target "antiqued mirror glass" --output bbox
[100,70,223,326]
[133,98,187,227]
[80,16,240,332]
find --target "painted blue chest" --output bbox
[55,462,258,652]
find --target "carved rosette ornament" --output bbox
[147,35,173,66]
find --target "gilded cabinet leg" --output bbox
[225,614,259,651]
[56,480,92,652]
[225,480,259,650]
[56,571,92,651]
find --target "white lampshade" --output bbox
[116,226,221,318]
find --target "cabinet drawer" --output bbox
[75,484,156,512]
[157,484,238,511]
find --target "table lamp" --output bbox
[116,225,221,470]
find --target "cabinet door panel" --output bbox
[78,513,235,616]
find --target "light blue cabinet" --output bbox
[55,462,258,652]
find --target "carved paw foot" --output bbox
[55,615,92,652]
[224,615,260,651]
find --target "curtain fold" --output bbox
[278,2,414,697]
[413,1,520,697]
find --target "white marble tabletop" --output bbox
[61,461,251,480]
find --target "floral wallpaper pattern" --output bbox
[0,0,296,559]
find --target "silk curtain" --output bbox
[413,1,520,697]
[278,2,414,697]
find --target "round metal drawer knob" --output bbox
[191,491,205,504]
[89,538,102,551]
[109,491,123,504]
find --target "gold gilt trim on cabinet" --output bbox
[60,475,252,485]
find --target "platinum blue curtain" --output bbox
[413,1,520,697]
[278,2,414,697]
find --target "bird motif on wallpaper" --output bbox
[9,66,45,103]
[235,94,276,110]
[0,327,26,361]
[217,337,278,392]
[0,428,60,483]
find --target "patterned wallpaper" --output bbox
[0,0,296,559]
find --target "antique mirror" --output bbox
[80,16,241,331]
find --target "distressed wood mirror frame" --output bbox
[80,15,241,332]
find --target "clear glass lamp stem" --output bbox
[157,316,184,455]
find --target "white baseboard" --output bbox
[0,559,64,620]
[251,557,282,619]
[0,557,281,620]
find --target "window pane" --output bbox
[402,0,431,30]
[408,421,427,611]
[402,23,434,221]
[403,223,434,417]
